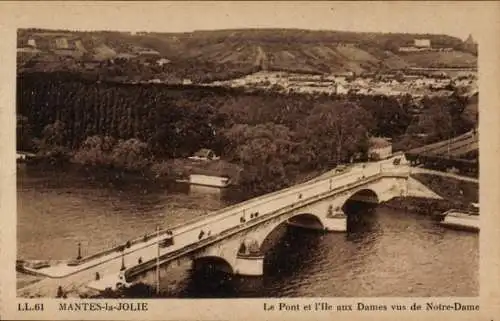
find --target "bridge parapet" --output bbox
[130,156,410,260]
[77,158,409,286]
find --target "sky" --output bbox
[4,1,499,40]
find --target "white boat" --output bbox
[440,209,479,232]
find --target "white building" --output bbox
[157,58,171,66]
[334,83,349,95]
[27,39,37,47]
[55,37,69,49]
[414,39,431,48]
[398,47,420,52]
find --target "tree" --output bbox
[37,120,69,157]
[110,138,150,171]
[416,104,453,142]
[300,102,374,169]
[72,135,116,166]
[223,123,296,195]
[17,115,34,151]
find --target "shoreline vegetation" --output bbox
[17,71,476,197]
[383,173,478,215]
[20,154,478,216]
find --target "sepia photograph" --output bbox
[2,2,499,320]
[13,4,482,301]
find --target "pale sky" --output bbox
[3,1,499,41]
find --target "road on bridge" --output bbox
[18,155,409,297]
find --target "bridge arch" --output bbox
[192,256,234,275]
[342,188,380,217]
[346,188,379,203]
[259,212,325,254]
[286,213,325,230]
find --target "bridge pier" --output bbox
[323,211,347,232]
[321,206,347,232]
[234,254,265,276]
[322,216,347,232]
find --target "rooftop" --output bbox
[369,137,392,148]
[193,148,214,158]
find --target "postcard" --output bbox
[1,1,499,320]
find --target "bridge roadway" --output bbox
[407,130,478,158]
[410,167,478,183]
[18,155,409,298]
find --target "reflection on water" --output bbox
[17,166,228,260]
[17,166,478,297]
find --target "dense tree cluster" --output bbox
[17,72,475,195]
[72,135,150,171]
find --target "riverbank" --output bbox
[20,154,243,186]
[383,172,478,216]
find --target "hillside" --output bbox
[17,28,477,81]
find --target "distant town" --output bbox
[202,68,477,99]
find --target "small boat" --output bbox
[440,209,479,232]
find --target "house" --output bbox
[55,37,69,49]
[398,46,420,52]
[156,58,171,66]
[368,137,392,160]
[27,38,37,48]
[188,148,220,161]
[17,47,41,54]
[414,39,431,48]
[114,53,137,61]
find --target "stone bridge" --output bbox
[18,154,417,297]
[123,155,410,279]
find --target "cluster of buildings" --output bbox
[203,70,477,99]
[17,35,171,70]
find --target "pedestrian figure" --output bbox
[56,286,64,298]
[138,257,142,264]
[95,272,100,281]
[239,242,247,255]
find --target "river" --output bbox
[17,165,478,297]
